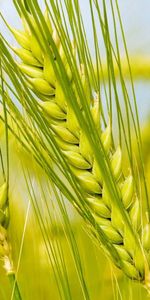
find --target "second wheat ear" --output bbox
[10,8,150,286]
[0,181,10,269]
[0,179,22,300]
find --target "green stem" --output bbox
[22,0,31,13]
[8,273,22,300]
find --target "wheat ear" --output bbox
[0,182,10,266]
[10,11,150,285]
[0,180,22,299]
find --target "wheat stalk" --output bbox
[2,1,150,291]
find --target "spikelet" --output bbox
[12,47,42,67]
[11,10,150,283]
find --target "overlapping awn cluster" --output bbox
[10,10,150,283]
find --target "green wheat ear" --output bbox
[0,181,13,272]
[11,9,150,286]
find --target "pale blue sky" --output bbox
[1,0,150,54]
